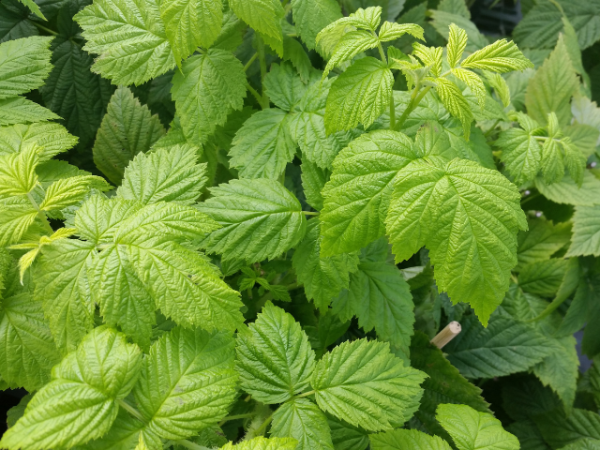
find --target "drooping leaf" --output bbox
[197,178,307,263]
[236,302,315,404]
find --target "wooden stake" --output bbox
[431,321,461,349]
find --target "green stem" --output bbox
[484,119,502,138]
[245,81,267,109]
[294,390,316,399]
[169,440,211,450]
[220,413,255,425]
[256,35,269,107]
[253,412,274,437]
[520,192,540,207]
[117,399,145,423]
[244,53,258,72]
[375,35,387,64]
[394,85,431,131]
[303,211,319,216]
[32,21,59,36]
[389,90,396,130]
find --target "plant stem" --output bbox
[256,35,269,107]
[32,21,59,36]
[394,85,431,131]
[483,119,502,138]
[117,399,145,423]
[253,412,274,437]
[520,192,540,207]
[170,439,211,450]
[244,53,258,72]
[303,211,319,216]
[375,38,387,64]
[294,390,316,399]
[220,413,255,425]
[389,90,396,130]
[245,81,267,109]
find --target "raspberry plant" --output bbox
[1,0,600,449]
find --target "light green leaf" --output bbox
[0,327,142,450]
[0,143,40,197]
[409,331,490,440]
[320,130,417,256]
[93,86,165,185]
[526,36,579,127]
[436,403,519,450]
[567,205,600,256]
[377,22,423,42]
[228,0,283,42]
[40,175,110,211]
[236,302,315,404]
[271,399,334,450]
[311,338,426,431]
[519,259,569,297]
[221,437,298,450]
[35,239,97,353]
[197,178,307,263]
[332,249,414,350]
[16,0,46,20]
[413,43,443,77]
[293,219,359,311]
[447,24,468,68]
[535,171,600,206]
[460,39,533,73]
[483,71,511,107]
[497,128,542,185]
[0,276,60,391]
[0,96,59,126]
[172,49,246,145]
[517,218,571,270]
[324,30,379,77]
[451,68,486,108]
[117,144,206,205]
[370,428,452,450]
[444,314,553,378]
[0,123,78,160]
[229,109,296,179]
[386,157,527,325]
[0,196,39,246]
[133,327,237,440]
[324,57,393,133]
[434,78,473,139]
[160,0,223,65]
[0,36,53,99]
[291,0,342,50]
[301,160,328,211]
[74,0,176,85]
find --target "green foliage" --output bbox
[1,1,599,448]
